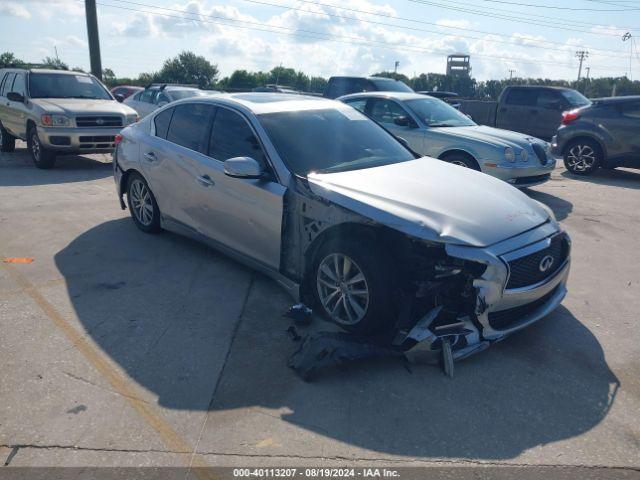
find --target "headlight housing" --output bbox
[125,114,139,125]
[41,114,70,127]
[504,147,515,163]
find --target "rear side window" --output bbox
[1,73,15,96]
[154,107,174,139]
[0,74,6,95]
[505,88,537,106]
[536,90,563,109]
[139,90,155,103]
[11,74,26,96]
[209,108,266,165]
[166,103,213,153]
[344,98,367,113]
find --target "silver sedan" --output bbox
[113,93,569,359]
[339,92,556,188]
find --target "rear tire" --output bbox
[27,125,56,169]
[563,139,602,175]
[312,238,394,336]
[126,172,161,233]
[442,152,480,170]
[0,122,16,153]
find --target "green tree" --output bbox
[102,68,116,84]
[41,56,69,70]
[0,52,25,68]
[156,51,218,89]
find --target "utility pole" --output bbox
[622,32,632,81]
[575,50,588,82]
[585,66,591,80]
[85,0,102,80]
[508,69,516,81]
[394,61,399,79]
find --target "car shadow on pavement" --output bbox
[525,189,573,221]
[54,218,619,461]
[561,168,640,190]
[0,147,112,187]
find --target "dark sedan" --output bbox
[552,96,640,175]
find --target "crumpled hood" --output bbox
[31,98,136,116]
[307,157,550,247]
[433,125,546,149]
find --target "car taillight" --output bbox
[114,134,123,146]
[561,109,580,125]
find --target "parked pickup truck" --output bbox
[458,86,591,140]
[0,68,138,169]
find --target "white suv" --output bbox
[0,68,138,169]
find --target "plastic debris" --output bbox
[288,331,402,381]
[283,303,313,325]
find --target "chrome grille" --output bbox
[76,116,122,127]
[505,234,569,289]
[488,287,557,330]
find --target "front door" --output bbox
[6,73,28,138]
[610,100,640,162]
[188,106,285,269]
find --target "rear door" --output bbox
[365,97,425,153]
[532,89,567,140]
[0,73,16,135]
[189,106,286,269]
[140,103,215,227]
[496,87,538,135]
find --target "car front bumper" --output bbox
[37,125,126,154]
[481,157,556,188]
[447,221,570,341]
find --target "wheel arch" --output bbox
[562,135,607,160]
[438,149,481,169]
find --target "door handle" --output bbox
[143,151,157,162]
[196,174,214,187]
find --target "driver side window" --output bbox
[369,99,408,126]
[208,108,267,167]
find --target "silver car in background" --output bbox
[124,84,211,118]
[113,93,570,359]
[340,92,556,188]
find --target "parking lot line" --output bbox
[0,260,216,478]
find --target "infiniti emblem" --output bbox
[539,255,554,272]
[96,118,104,125]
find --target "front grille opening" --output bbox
[488,287,558,330]
[506,234,569,289]
[79,136,115,143]
[49,136,70,146]
[76,116,122,127]
[532,143,548,165]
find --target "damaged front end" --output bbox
[397,225,571,365]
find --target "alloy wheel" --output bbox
[31,132,40,161]
[566,144,596,172]
[129,179,154,226]
[316,253,369,325]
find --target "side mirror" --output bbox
[393,115,412,127]
[223,156,264,179]
[7,92,24,103]
[114,93,125,103]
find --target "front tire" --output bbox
[126,172,161,233]
[0,122,16,153]
[563,139,601,175]
[27,125,56,169]
[442,152,480,170]
[312,238,394,335]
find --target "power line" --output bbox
[464,0,640,11]
[92,0,629,72]
[239,0,631,58]
[407,0,637,34]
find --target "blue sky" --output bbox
[0,0,638,80]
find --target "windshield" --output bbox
[406,97,476,127]
[562,89,591,108]
[29,73,112,100]
[168,89,205,101]
[259,108,415,176]
[371,79,414,93]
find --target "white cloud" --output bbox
[0,2,31,19]
[436,19,472,30]
[590,25,627,37]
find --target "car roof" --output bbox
[338,91,426,101]
[505,85,573,91]
[167,92,348,115]
[0,68,90,76]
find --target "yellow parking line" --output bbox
[1,262,216,478]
